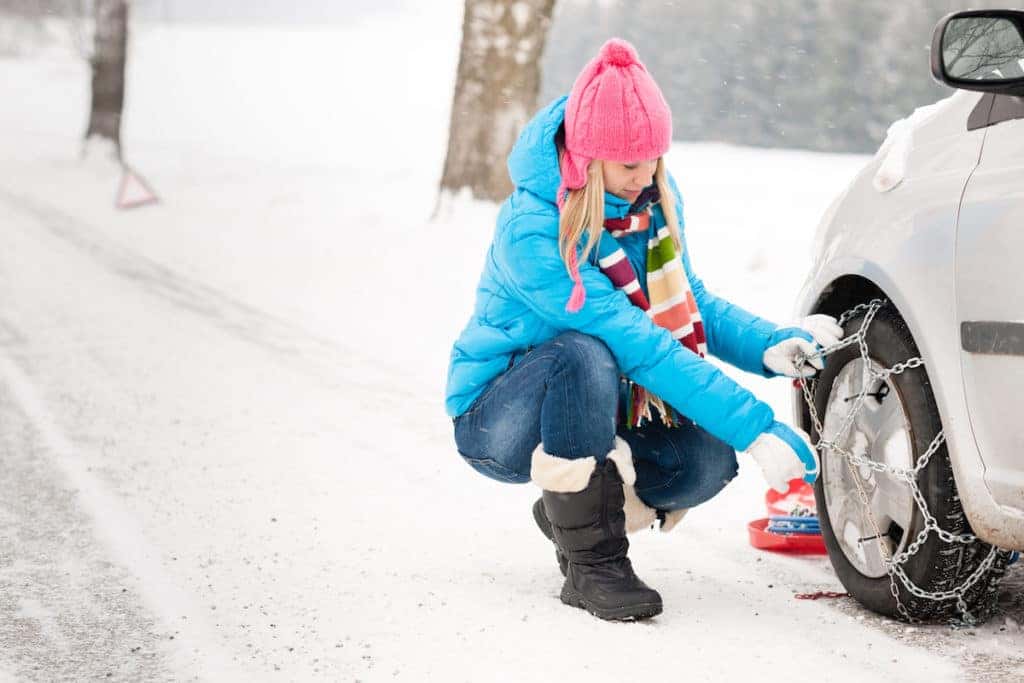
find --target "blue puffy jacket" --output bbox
[445,96,782,451]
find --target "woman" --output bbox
[445,38,841,621]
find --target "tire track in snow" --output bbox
[0,184,451,676]
[0,187,428,414]
[0,386,170,681]
[0,186,452,485]
[0,348,253,680]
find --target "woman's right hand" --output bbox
[746,421,819,493]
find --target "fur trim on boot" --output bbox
[530,438,657,534]
[530,449,597,493]
[608,437,659,533]
[623,485,657,533]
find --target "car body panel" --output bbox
[956,114,1024,514]
[794,89,1024,550]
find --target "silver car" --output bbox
[794,9,1024,622]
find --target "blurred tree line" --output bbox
[540,0,1007,153]
[0,0,82,15]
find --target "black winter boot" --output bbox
[534,494,689,569]
[532,444,662,621]
[532,498,568,577]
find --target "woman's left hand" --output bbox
[762,314,843,378]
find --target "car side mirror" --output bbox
[932,10,1024,95]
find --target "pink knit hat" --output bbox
[559,37,673,312]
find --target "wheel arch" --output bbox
[793,274,905,434]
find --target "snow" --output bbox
[0,5,1022,681]
[872,93,959,193]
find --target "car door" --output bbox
[955,97,1024,510]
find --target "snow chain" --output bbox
[796,299,1007,625]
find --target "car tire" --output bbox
[810,304,1008,622]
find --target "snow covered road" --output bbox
[4,160,1022,682]
[2,9,1023,681]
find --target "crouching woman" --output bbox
[444,38,839,621]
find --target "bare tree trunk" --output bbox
[85,0,128,159]
[439,0,556,203]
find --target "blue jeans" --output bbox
[452,331,739,511]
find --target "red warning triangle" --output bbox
[116,165,159,209]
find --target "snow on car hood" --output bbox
[872,93,960,193]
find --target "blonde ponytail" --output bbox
[558,161,606,280]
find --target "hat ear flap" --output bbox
[557,148,591,207]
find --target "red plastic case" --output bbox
[748,479,828,555]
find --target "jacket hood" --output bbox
[507,95,631,215]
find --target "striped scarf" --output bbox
[598,188,707,427]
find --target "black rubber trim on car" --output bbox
[968,93,1024,130]
[967,93,996,130]
[961,321,1024,355]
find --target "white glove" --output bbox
[746,421,820,494]
[762,314,844,378]
[801,314,843,348]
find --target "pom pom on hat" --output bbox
[600,38,639,67]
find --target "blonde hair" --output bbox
[558,157,682,279]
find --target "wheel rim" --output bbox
[821,358,916,579]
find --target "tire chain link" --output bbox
[797,298,1006,625]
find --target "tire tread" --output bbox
[811,305,1008,622]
